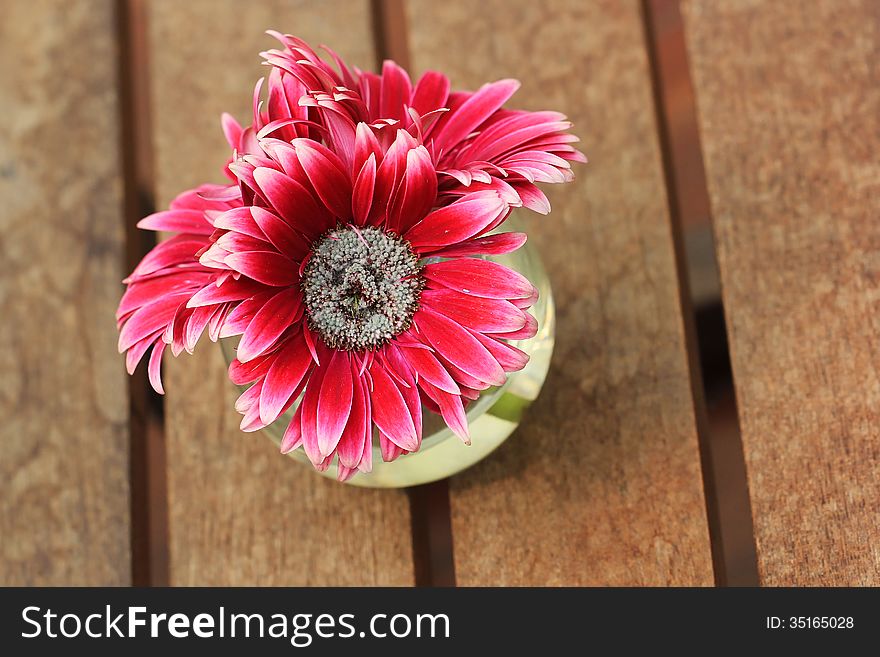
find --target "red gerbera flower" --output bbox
[232,32,585,213]
[116,33,582,481]
[116,184,240,393]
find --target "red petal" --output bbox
[234,380,260,414]
[316,350,354,457]
[299,363,328,466]
[379,59,413,122]
[413,307,505,386]
[389,146,437,234]
[420,380,470,444]
[427,232,527,258]
[370,130,418,225]
[147,341,167,395]
[512,182,552,213]
[411,71,450,116]
[250,207,310,259]
[224,251,297,287]
[187,277,268,307]
[423,258,535,299]
[336,369,370,469]
[184,305,214,352]
[259,332,312,425]
[421,288,526,332]
[406,192,506,249]
[369,362,418,451]
[399,343,459,394]
[489,311,538,341]
[137,210,212,234]
[228,352,274,385]
[434,79,520,152]
[292,139,353,220]
[280,404,304,454]
[469,330,530,372]
[351,154,376,226]
[221,112,243,149]
[212,207,268,241]
[252,167,334,233]
[218,290,274,338]
[237,287,302,362]
[130,235,207,279]
[352,122,383,177]
[118,294,188,352]
[379,433,405,462]
[117,270,213,319]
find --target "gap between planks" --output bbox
[641,0,759,586]
[371,0,458,587]
[116,0,170,587]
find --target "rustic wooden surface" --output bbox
[0,0,131,585]
[682,0,880,585]
[408,0,715,585]
[148,0,415,585]
[5,0,876,588]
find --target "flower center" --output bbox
[302,226,423,351]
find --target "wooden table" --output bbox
[2,0,877,587]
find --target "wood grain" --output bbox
[0,0,130,585]
[407,0,714,585]
[681,0,880,585]
[148,0,415,585]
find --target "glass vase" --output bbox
[220,214,555,488]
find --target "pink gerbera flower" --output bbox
[117,33,582,481]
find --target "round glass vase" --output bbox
[220,215,554,488]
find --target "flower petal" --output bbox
[187,277,268,307]
[224,251,298,287]
[469,330,530,372]
[212,207,269,241]
[218,290,274,338]
[398,343,459,394]
[369,361,418,451]
[316,350,354,457]
[379,59,413,122]
[351,153,377,226]
[406,192,506,249]
[237,287,302,362]
[137,210,212,234]
[118,294,188,352]
[510,182,551,214]
[280,403,304,454]
[433,79,520,152]
[336,366,369,469]
[252,166,334,233]
[147,341,167,395]
[410,70,450,116]
[228,351,274,385]
[427,232,527,258]
[129,235,207,279]
[300,362,328,466]
[420,380,470,444]
[413,307,505,386]
[379,433,405,462]
[249,207,310,259]
[489,311,538,341]
[423,258,535,299]
[259,332,312,425]
[292,138,353,220]
[389,146,437,234]
[420,288,526,333]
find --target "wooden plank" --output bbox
[407,0,715,585]
[148,0,415,585]
[681,0,880,585]
[0,0,130,584]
